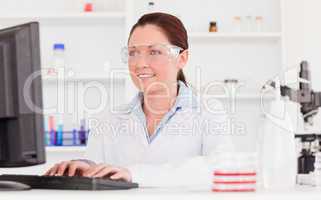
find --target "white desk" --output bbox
[1,187,321,200]
[1,159,321,200]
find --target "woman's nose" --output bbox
[135,54,149,68]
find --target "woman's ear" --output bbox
[177,49,189,70]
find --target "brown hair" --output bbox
[128,12,188,86]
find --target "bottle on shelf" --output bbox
[47,43,66,77]
[84,0,94,12]
[209,21,218,32]
[233,16,242,32]
[224,79,241,113]
[244,15,254,32]
[255,16,264,32]
[147,1,155,13]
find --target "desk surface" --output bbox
[1,186,321,200]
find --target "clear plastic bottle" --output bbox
[260,96,297,189]
[233,16,242,32]
[245,15,254,32]
[50,43,66,77]
[53,43,65,66]
[255,16,264,32]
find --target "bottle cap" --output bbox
[84,2,93,12]
[224,79,239,84]
[53,43,65,50]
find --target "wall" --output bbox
[303,0,321,130]
[282,0,321,132]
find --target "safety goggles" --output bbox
[121,44,183,65]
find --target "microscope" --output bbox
[266,61,321,185]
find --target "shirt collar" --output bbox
[122,81,198,114]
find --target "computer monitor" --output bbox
[0,22,45,167]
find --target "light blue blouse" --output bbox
[129,81,198,144]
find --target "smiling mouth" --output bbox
[137,74,156,79]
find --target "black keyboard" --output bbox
[0,174,139,190]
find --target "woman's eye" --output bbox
[150,50,162,55]
[128,50,139,57]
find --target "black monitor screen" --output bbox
[0,22,45,167]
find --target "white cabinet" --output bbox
[126,0,282,98]
[0,0,129,133]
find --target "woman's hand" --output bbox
[44,160,92,176]
[83,164,132,182]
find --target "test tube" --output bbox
[56,117,63,146]
[49,116,56,146]
[72,123,78,145]
[79,119,87,145]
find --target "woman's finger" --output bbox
[56,161,70,176]
[83,164,108,177]
[109,171,123,180]
[110,170,131,182]
[83,164,105,177]
[68,163,79,176]
[68,162,89,176]
[44,166,54,176]
[93,167,120,178]
[48,164,59,176]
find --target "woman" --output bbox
[45,12,233,187]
